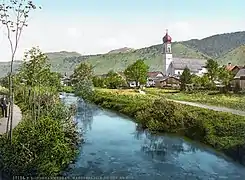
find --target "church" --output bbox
[145,30,207,87]
[162,30,207,76]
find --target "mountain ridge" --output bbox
[0,31,245,77]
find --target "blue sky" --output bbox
[0,0,244,61]
[37,0,244,19]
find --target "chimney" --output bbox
[228,62,231,66]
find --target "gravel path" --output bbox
[170,99,245,117]
[0,105,22,134]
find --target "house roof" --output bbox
[172,58,206,72]
[234,68,245,79]
[226,65,236,71]
[147,71,164,78]
[159,76,180,82]
[225,65,243,71]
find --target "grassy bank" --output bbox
[145,88,245,111]
[0,86,80,176]
[89,88,245,165]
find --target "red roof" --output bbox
[225,65,244,71]
[226,65,236,71]
[147,71,163,78]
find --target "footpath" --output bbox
[170,99,245,117]
[0,105,22,134]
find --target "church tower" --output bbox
[162,29,173,76]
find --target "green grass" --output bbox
[145,88,245,111]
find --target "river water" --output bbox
[63,94,245,180]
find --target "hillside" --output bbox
[217,45,245,65]
[182,31,245,58]
[50,42,208,75]
[0,31,245,77]
[108,47,134,54]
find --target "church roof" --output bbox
[172,58,207,72]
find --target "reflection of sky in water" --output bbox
[63,95,245,180]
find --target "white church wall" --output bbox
[174,69,184,76]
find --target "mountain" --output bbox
[182,31,245,58]
[50,42,208,75]
[108,47,134,54]
[0,31,245,77]
[216,45,245,65]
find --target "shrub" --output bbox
[0,86,80,176]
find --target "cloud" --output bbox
[0,15,244,61]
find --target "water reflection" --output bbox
[64,95,245,180]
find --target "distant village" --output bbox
[61,31,245,91]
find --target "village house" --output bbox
[232,68,245,90]
[146,71,181,88]
[225,63,243,75]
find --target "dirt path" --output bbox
[0,105,22,134]
[170,99,245,117]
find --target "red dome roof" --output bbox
[163,30,172,43]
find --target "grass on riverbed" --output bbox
[145,88,245,111]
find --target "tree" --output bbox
[0,0,41,142]
[92,76,106,88]
[206,59,219,86]
[105,70,126,89]
[71,62,94,100]
[15,47,61,121]
[124,60,149,88]
[218,67,234,92]
[180,67,192,91]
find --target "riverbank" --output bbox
[89,89,245,165]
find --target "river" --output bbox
[61,94,245,179]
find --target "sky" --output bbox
[0,0,244,61]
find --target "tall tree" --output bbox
[180,67,192,91]
[218,67,234,92]
[124,60,149,88]
[0,0,41,141]
[206,59,219,83]
[16,47,61,121]
[71,62,94,99]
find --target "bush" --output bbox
[0,86,80,176]
[89,89,245,164]
[0,102,80,176]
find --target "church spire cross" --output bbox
[166,29,168,34]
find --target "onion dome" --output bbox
[162,29,172,43]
